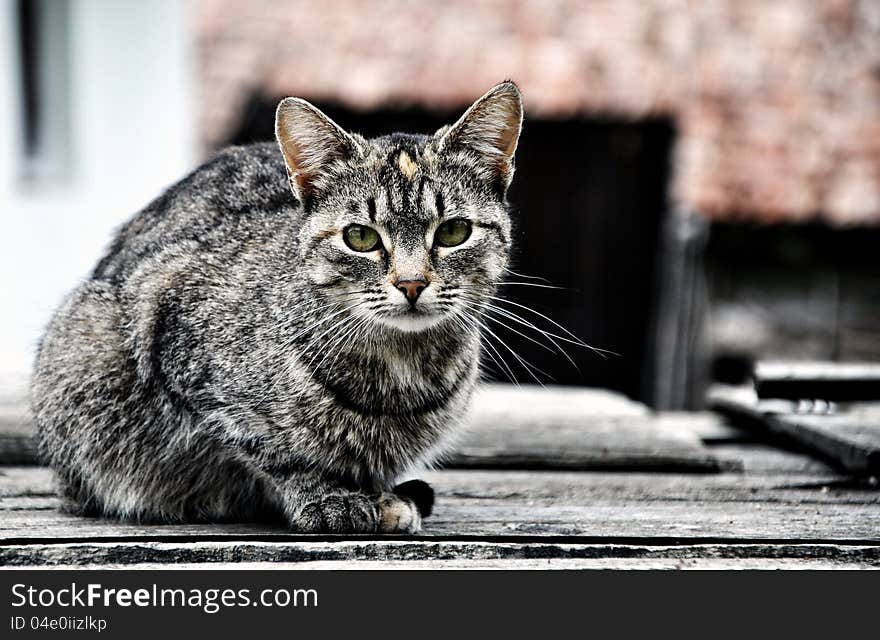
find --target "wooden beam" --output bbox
[755,361,880,401]
[708,385,880,475]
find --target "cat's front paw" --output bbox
[376,493,422,534]
[292,493,377,533]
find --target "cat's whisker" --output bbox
[289,302,366,344]
[488,295,617,358]
[493,281,567,290]
[502,268,553,283]
[298,308,370,372]
[248,301,364,381]
[483,324,548,386]
[251,303,372,408]
[325,314,373,373]
[249,298,366,372]
[472,315,550,386]
[457,299,557,356]
[449,307,518,385]
[312,315,372,402]
[318,317,370,397]
[460,296,582,373]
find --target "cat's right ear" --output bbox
[275,98,360,202]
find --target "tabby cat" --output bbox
[31,82,523,533]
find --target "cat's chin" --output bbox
[378,312,445,333]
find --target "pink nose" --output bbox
[395,277,428,304]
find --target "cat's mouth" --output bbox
[379,307,444,333]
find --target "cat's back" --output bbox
[93,142,298,283]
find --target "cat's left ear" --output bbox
[435,81,523,193]
[275,97,361,202]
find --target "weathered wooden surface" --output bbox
[0,384,727,471]
[755,361,880,401]
[709,385,880,475]
[2,466,876,542]
[2,541,878,569]
[7,556,875,570]
[2,443,878,567]
[1,383,876,568]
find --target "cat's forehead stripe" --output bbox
[397,151,419,181]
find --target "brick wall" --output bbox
[195,0,880,225]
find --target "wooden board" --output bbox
[1,467,878,566]
[450,386,724,471]
[2,465,876,545]
[1,430,876,568]
[755,361,880,401]
[709,385,880,475]
[2,540,878,569]
[0,384,726,472]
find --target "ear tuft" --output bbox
[437,81,523,191]
[275,98,359,202]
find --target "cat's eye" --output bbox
[434,219,472,247]
[343,225,382,252]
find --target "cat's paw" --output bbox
[293,493,378,533]
[376,493,422,534]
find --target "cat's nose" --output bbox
[395,277,429,305]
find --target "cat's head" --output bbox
[275,82,522,334]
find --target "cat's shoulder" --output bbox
[92,142,297,282]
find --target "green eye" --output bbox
[343,225,382,252]
[434,219,472,247]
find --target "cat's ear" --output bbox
[435,81,523,192]
[275,98,361,202]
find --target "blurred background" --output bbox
[2,0,879,408]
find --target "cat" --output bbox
[30,81,523,533]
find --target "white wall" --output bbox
[0,0,194,380]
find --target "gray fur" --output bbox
[31,82,522,533]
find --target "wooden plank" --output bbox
[1,540,878,568]
[6,557,875,570]
[0,384,726,471]
[2,466,877,543]
[449,384,724,471]
[755,361,880,401]
[709,385,880,475]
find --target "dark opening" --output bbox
[227,97,675,403]
[706,223,880,374]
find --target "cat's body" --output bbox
[32,83,523,533]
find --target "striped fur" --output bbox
[31,82,522,533]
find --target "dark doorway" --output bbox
[226,96,675,403]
